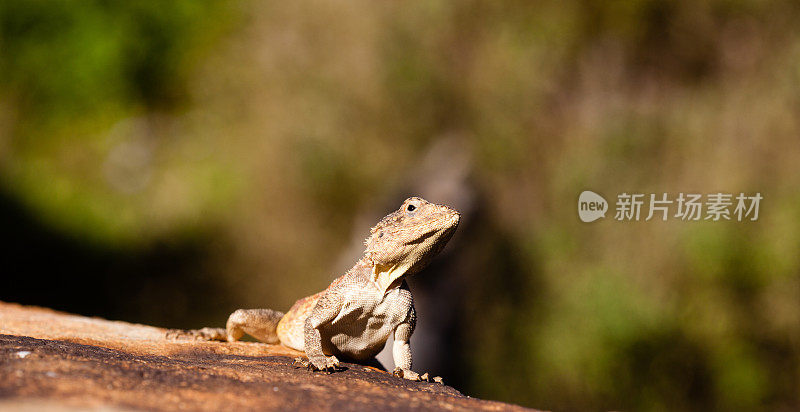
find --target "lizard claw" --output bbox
[292,357,310,368]
[165,329,182,340]
[394,368,442,383]
[165,327,226,342]
[394,367,421,381]
[306,355,341,373]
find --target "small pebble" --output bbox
[16,351,31,359]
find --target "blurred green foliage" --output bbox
[0,0,233,244]
[1,0,225,118]
[2,0,800,410]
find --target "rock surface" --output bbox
[0,302,533,411]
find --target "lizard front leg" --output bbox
[391,307,443,383]
[299,291,344,372]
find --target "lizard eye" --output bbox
[407,204,416,212]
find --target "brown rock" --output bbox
[0,302,535,411]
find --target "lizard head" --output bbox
[365,197,460,285]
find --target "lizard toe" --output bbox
[165,327,226,342]
[292,357,310,368]
[164,329,182,340]
[326,355,340,369]
[308,355,331,372]
[394,367,422,381]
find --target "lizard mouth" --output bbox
[449,212,461,225]
[400,210,459,246]
[441,208,460,229]
[427,210,460,241]
[433,209,460,230]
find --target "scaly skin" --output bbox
[168,197,460,382]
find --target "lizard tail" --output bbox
[226,308,285,344]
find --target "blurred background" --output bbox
[2,0,800,410]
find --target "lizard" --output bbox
[167,196,460,382]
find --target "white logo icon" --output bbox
[578,190,608,222]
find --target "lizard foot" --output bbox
[292,357,310,368]
[393,367,444,384]
[165,327,227,341]
[293,356,341,373]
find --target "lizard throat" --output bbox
[372,261,414,292]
